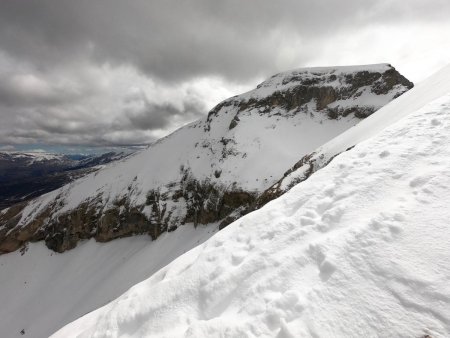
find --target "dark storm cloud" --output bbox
[1,0,449,82]
[0,73,85,107]
[125,101,205,131]
[0,0,449,146]
[121,89,205,130]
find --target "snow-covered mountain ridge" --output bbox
[0,64,412,253]
[0,152,69,164]
[53,65,450,338]
[259,62,450,205]
[209,63,408,119]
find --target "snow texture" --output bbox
[52,66,450,338]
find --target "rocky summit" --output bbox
[0,64,412,254]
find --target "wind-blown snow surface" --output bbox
[0,223,217,338]
[54,91,450,335]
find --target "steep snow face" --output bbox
[53,91,450,337]
[0,64,412,253]
[0,223,218,338]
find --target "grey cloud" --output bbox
[1,0,449,83]
[0,145,15,151]
[0,74,85,108]
[122,90,205,131]
[0,78,208,146]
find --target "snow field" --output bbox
[0,223,218,338]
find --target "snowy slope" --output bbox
[0,64,412,253]
[0,223,218,338]
[53,68,450,337]
[274,64,450,193]
[22,64,404,203]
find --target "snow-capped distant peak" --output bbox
[0,151,68,164]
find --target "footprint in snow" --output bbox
[318,259,337,281]
[308,244,337,281]
[431,118,441,126]
[300,216,315,226]
[369,213,405,241]
[231,252,247,266]
[409,175,432,188]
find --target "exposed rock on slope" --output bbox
[0,64,412,253]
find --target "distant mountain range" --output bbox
[0,151,134,209]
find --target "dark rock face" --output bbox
[0,65,413,254]
[0,167,258,253]
[206,64,413,131]
[217,152,338,230]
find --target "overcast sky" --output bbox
[0,0,449,150]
